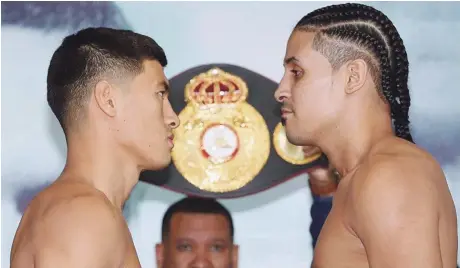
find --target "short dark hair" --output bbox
[46,27,167,132]
[295,3,413,143]
[161,197,234,242]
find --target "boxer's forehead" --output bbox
[284,31,315,66]
[142,60,167,81]
[135,60,168,86]
[170,213,231,242]
[129,59,169,94]
[284,30,332,74]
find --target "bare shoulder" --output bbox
[349,137,452,228]
[43,189,122,234]
[357,138,447,197]
[31,183,126,268]
[347,139,456,267]
[355,139,445,187]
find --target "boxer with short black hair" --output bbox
[156,197,238,268]
[275,3,457,267]
[10,27,179,268]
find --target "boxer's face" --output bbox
[156,213,238,268]
[275,30,346,146]
[113,59,179,170]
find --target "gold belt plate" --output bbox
[272,122,321,165]
[171,68,270,193]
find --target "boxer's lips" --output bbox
[167,135,174,148]
[281,108,293,119]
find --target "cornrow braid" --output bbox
[295,3,414,142]
[322,26,400,124]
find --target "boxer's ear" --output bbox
[232,244,239,268]
[94,80,117,117]
[344,59,368,95]
[155,243,164,267]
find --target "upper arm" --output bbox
[35,196,124,268]
[353,159,443,268]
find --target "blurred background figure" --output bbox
[156,197,239,268]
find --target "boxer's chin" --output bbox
[141,149,172,171]
[285,123,315,147]
[286,132,304,146]
[150,153,172,171]
[285,121,305,146]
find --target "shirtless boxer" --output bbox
[10,27,179,267]
[275,3,458,268]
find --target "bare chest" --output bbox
[120,224,142,268]
[121,247,141,268]
[312,189,368,268]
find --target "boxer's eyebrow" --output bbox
[174,238,193,244]
[212,238,229,244]
[157,80,170,94]
[284,56,300,66]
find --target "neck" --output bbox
[62,128,140,209]
[316,104,393,178]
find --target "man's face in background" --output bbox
[156,212,238,268]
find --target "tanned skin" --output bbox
[11,60,179,268]
[275,31,458,268]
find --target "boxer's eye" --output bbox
[177,244,192,252]
[210,244,225,252]
[157,90,167,99]
[291,69,302,78]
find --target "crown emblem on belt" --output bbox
[185,68,248,105]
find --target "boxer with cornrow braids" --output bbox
[275,3,457,268]
[296,3,413,142]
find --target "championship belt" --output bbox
[172,68,270,193]
[140,64,328,198]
